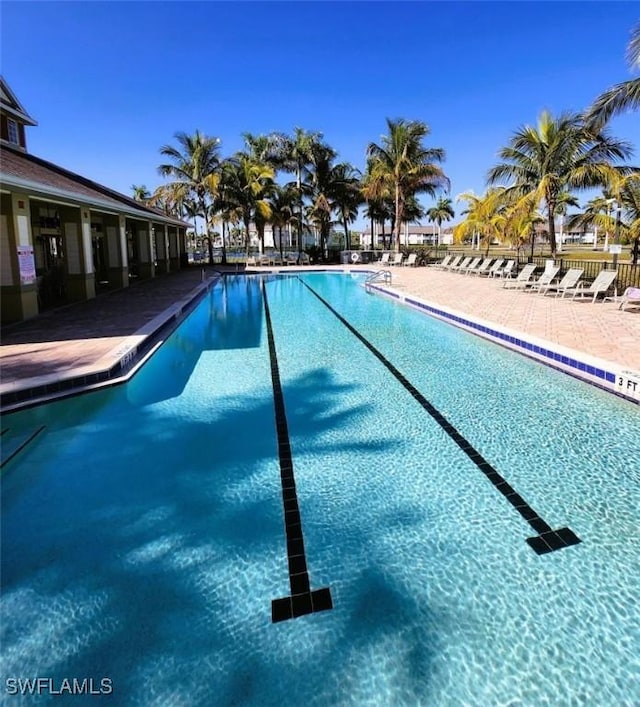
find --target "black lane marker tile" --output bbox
[0,425,46,470]
[297,277,580,555]
[262,282,333,621]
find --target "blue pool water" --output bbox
[1,272,639,705]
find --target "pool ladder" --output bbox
[364,270,392,292]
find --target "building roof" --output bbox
[0,77,38,126]
[0,145,189,228]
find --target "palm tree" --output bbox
[269,184,297,258]
[147,182,191,218]
[487,110,633,256]
[426,196,455,247]
[554,191,580,252]
[367,118,448,253]
[158,130,222,263]
[131,185,150,202]
[361,157,393,250]
[330,163,362,251]
[306,147,335,259]
[277,128,324,260]
[454,189,508,255]
[223,154,275,257]
[568,195,616,251]
[502,192,545,257]
[620,174,640,263]
[586,22,640,128]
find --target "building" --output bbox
[0,78,190,325]
[361,224,454,248]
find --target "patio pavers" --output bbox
[1,264,638,408]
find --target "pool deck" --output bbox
[1,264,639,411]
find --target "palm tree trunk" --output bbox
[394,185,401,253]
[297,163,303,262]
[342,215,350,251]
[221,220,228,264]
[547,203,557,256]
[244,216,251,258]
[529,226,536,262]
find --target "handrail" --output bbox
[364,270,392,290]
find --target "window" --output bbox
[7,118,19,145]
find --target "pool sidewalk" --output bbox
[1,264,639,410]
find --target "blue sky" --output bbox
[2,1,638,227]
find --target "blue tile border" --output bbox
[369,286,639,406]
[0,276,220,413]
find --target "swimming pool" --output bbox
[2,272,639,705]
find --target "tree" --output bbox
[586,22,640,128]
[553,191,580,252]
[367,118,448,253]
[223,154,275,257]
[568,195,616,251]
[487,110,633,256]
[426,196,455,246]
[158,130,222,263]
[502,192,544,257]
[330,163,363,251]
[362,157,393,250]
[269,184,297,258]
[454,189,508,255]
[620,174,640,264]
[277,128,324,260]
[131,185,150,202]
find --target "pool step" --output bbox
[0,425,46,469]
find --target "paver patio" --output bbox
[1,264,638,409]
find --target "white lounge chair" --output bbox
[450,256,473,272]
[467,257,493,276]
[428,254,452,269]
[443,255,463,271]
[502,263,538,289]
[402,253,418,267]
[390,253,404,266]
[619,286,640,311]
[458,257,482,274]
[377,252,391,266]
[478,259,503,277]
[525,266,561,292]
[538,268,584,297]
[491,260,515,278]
[564,269,618,303]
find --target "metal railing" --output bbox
[364,270,392,290]
[436,251,639,293]
[522,257,639,292]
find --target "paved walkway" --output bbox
[0,268,217,395]
[369,265,640,371]
[1,264,638,408]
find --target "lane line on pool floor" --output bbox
[296,277,580,556]
[262,282,333,621]
[0,425,46,470]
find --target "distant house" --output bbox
[0,77,190,325]
[361,224,454,248]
